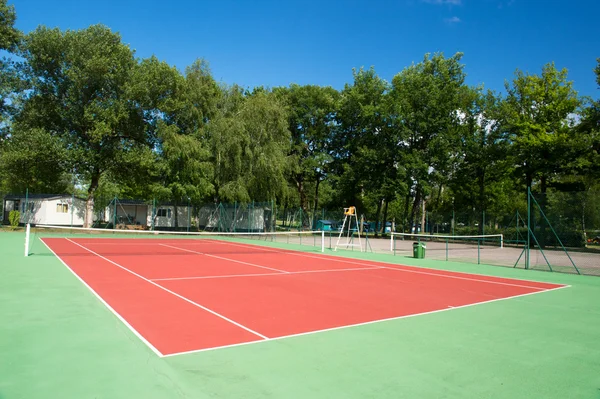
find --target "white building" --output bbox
[2,194,86,226]
[103,199,193,229]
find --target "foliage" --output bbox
[207,86,290,203]
[0,0,19,51]
[8,209,19,228]
[0,125,69,193]
[275,84,339,220]
[500,62,580,190]
[390,52,467,232]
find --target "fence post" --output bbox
[526,187,531,270]
[151,198,156,231]
[113,196,117,228]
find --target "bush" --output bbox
[8,210,20,229]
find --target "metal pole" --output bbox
[151,198,156,231]
[71,191,74,227]
[187,198,190,232]
[25,188,29,225]
[482,210,485,236]
[527,187,531,270]
[113,196,117,229]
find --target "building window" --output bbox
[157,208,172,218]
[56,203,69,213]
[21,202,35,213]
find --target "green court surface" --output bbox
[1,228,600,399]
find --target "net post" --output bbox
[24,223,30,257]
[321,230,325,252]
[446,238,448,261]
[500,234,504,249]
[390,233,393,252]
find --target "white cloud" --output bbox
[422,0,462,5]
[444,16,462,23]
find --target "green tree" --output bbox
[127,57,216,215]
[501,62,580,192]
[448,87,512,234]
[0,0,19,51]
[17,25,151,226]
[335,67,395,229]
[390,53,466,232]
[0,125,69,193]
[275,84,339,226]
[0,0,22,138]
[207,86,290,203]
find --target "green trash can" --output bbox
[413,242,426,259]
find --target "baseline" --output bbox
[163,284,569,358]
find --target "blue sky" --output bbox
[9,0,600,98]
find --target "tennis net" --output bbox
[391,232,503,251]
[390,232,505,264]
[25,224,326,257]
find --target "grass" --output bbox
[1,230,600,399]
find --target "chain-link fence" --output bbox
[405,189,600,276]
[4,190,599,275]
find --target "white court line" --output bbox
[65,238,270,341]
[159,243,289,274]
[151,266,383,282]
[39,238,165,357]
[162,284,571,358]
[193,240,561,291]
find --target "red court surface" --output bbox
[42,237,566,357]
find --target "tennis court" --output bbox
[40,232,565,357]
[2,227,600,398]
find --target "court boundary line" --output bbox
[39,238,166,357]
[151,266,383,282]
[159,243,288,273]
[162,284,570,358]
[63,238,270,342]
[182,240,561,291]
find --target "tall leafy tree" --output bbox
[335,67,392,221]
[390,53,466,232]
[0,125,69,193]
[207,86,290,202]
[449,87,511,233]
[275,84,339,224]
[0,0,22,138]
[0,0,19,51]
[127,57,216,211]
[500,62,580,192]
[17,25,150,226]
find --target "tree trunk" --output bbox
[313,175,322,229]
[403,192,411,233]
[373,198,383,237]
[295,175,309,228]
[382,198,390,235]
[409,188,422,234]
[85,172,100,228]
